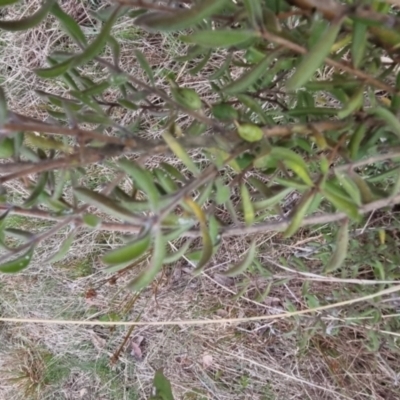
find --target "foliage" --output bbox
[1,3,400,388]
[1,0,400,283]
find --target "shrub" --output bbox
[0,0,400,292]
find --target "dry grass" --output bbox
[1,1,400,400]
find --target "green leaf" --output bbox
[236,122,264,142]
[164,240,193,264]
[0,86,7,127]
[151,369,175,400]
[211,103,238,120]
[335,173,362,206]
[118,99,138,110]
[238,94,269,124]
[107,35,121,66]
[128,229,165,291]
[243,0,263,28]
[135,0,228,32]
[180,30,257,48]
[171,88,202,110]
[102,231,151,265]
[0,0,20,6]
[215,180,230,205]
[222,54,275,94]
[34,58,73,79]
[48,230,76,263]
[90,4,128,22]
[222,241,256,277]
[51,2,87,46]
[351,20,367,68]
[23,172,49,208]
[79,81,111,97]
[370,106,400,138]
[349,123,367,160]
[337,87,363,119]
[71,5,121,68]
[153,168,178,194]
[0,138,14,158]
[270,147,313,186]
[286,18,343,90]
[74,187,142,224]
[241,183,254,226]
[0,0,55,31]
[253,187,293,211]
[209,53,232,80]
[82,214,101,228]
[160,162,186,183]
[323,184,361,221]
[188,50,211,75]
[324,219,349,273]
[118,159,160,210]
[135,49,154,85]
[284,191,314,237]
[0,247,34,273]
[162,131,199,175]
[185,198,213,275]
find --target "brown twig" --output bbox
[2,192,400,240]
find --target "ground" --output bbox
[1,1,400,400]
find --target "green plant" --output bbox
[1,1,400,396]
[5,347,69,399]
[1,0,400,286]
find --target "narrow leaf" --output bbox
[335,173,362,206]
[23,172,49,208]
[351,20,367,68]
[51,2,87,45]
[164,240,193,264]
[0,86,7,127]
[241,183,254,226]
[0,1,20,6]
[323,184,361,221]
[48,230,76,262]
[185,198,213,275]
[222,54,275,94]
[243,0,263,28]
[286,18,343,90]
[34,58,73,79]
[162,131,199,175]
[270,147,313,186]
[284,191,314,237]
[102,231,151,265]
[118,159,160,210]
[222,241,256,277]
[135,49,154,85]
[370,106,400,138]
[180,30,257,48]
[0,0,55,31]
[209,53,232,80]
[135,0,228,32]
[71,6,121,68]
[324,219,349,273]
[128,229,165,291]
[0,247,34,273]
[188,51,211,75]
[74,187,142,223]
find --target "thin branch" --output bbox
[0,145,124,184]
[335,150,400,172]
[2,193,400,239]
[262,120,348,138]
